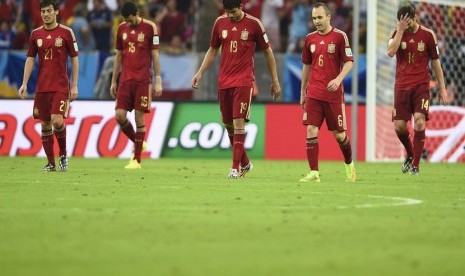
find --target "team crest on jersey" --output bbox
[55,37,63,47]
[138,33,144,42]
[33,107,39,117]
[328,43,335,53]
[222,30,228,39]
[241,30,249,40]
[417,41,425,52]
[37,39,42,47]
[123,33,127,40]
[401,42,407,50]
[310,44,315,53]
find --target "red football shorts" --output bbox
[393,83,430,121]
[116,81,152,113]
[33,91,69,120]
[302,98,347,131]
[218,86,253,123]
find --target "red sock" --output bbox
[338,136,353,164]
[121,120,135,142]
[397,130,414,157]
[413,129,425,168]
[232,133,245,170]
[306,137,319,171]
[54,124,67,156]
[134,131,145,163]
[42,130,55,165]
[229,135,249,167]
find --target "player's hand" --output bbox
[397,14,410,33]
[17,85,27,99]
[300,93,306,108]
[153,75,163,98]
[271,80,281,100]
[153,83,163,98]
[438,86,449,105]
[327,79,341,92]
[69,86,78,102]
[109,83,117,99]
[192,73,201,89]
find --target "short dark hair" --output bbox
[397,5,416,20]
[313,2,331,15]
[121,1,138,17]
[39,0,58,10]
[223,0,242,10]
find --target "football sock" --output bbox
[306,137,319,171]
[120,119,135,142]
[397,130,414,157]
[42,129,55,165]
[229,135,250,167]
[338,135,353,164]
[134,131,145,163]
[54,124,66,156]
[232,132,246,170]
[413,129,425,168]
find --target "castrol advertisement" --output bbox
[1,101,464,162]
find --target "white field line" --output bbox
[336,194,423,209]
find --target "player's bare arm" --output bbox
[431,59,449,105]
[17,57,35,99]
[387,14,410,57]
[328,60,353,92]
[109,50,122,99]
[263,47,281,100]
[300,63,311,108]
[192,47,219,89]
[69,56,79,101]
[152,49,163,97]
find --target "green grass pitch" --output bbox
[1,156,464,276]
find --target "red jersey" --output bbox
[210,13,269,89]
[302,28,353,103]
[391,25,439,90]
[27,24,79,94]
[115,18,159,84]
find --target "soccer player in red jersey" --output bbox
[387,5,448,175]
[299,2,355,183]
[192,0,281,179]
[17,0,79,172]
[110,1,163,169]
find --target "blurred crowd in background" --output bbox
[1,0,464,104]
[0,0,367,54]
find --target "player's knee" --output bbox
[413,121,425,130]
[394,122,407,134]
[307,125,318,137]
[413,117,425,130]
[334,132,346,143]
[51,116,63,129]
[115,114,126,124]
[224,123,234,133]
